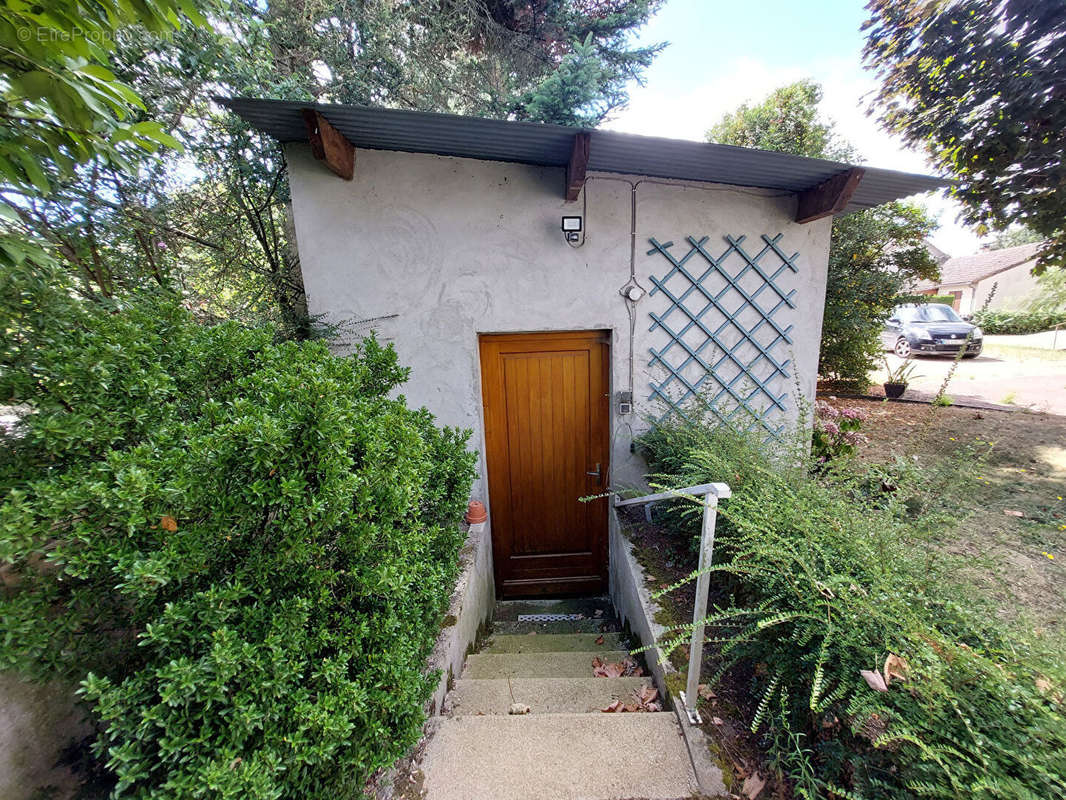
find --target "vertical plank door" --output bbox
[479,331,610,597]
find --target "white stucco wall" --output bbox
[975,260,1039,312]
[286,145,832,495]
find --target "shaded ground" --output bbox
[873,347,1066,414]
[822,396,1066,635]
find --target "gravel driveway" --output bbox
[874,347,1066,415]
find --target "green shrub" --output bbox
[637,416,1066,800]
[972,308,1066,334]
[0,285,476,799]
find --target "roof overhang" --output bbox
[217,97,950,217]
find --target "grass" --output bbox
[983,341,1066,362]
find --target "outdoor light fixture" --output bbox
[561,215,582,242]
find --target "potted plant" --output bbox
[883,358,920,399]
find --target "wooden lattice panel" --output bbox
[646,233,800,437]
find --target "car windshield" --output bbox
[895,304,963,324]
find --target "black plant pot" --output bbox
[884,382,907,400]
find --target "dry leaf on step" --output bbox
[601,700,624,713]
[860,669,888,692]
[595,635,604,645]
[742,772,766,799]
[508,703,530,715]
[592,656,641,678]
[883,654,910,685]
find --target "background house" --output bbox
[223,98,944,597]
[915,241,1044,314]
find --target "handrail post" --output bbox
[613,481,729,725]
[680,492,718,724]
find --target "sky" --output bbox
[605,0,982,257]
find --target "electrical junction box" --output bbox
[617,390,633,415]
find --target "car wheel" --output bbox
[894,338,912,358]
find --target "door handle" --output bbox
[586,462,602,484]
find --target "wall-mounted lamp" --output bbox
[561,215,583,243]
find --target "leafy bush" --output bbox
[972,308,1066,334]
[637,415,1066,800]
[0,285,476,799]
[818,204,938,391]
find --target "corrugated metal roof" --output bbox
[218,97,949,213]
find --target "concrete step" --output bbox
[462,651,632,679]
[482,632,627,653]
[490,618,621,636]
[446,677,656,715]
[419,712,697,800]
[492,597,613,621]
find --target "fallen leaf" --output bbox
[508,703,530,715]
[592,655,642,678]
[697,684,716,700]
[159,515,178,532]
[595,635,604,645]
[593,609,604,618]
[601,700,624,713]
[860,669,888,692]
[711,716,724,725]
[624,703,639,712]
[883,654,910,685]
[742,772,766,799]
[1036,676,1052,693]
[1003,509,1025,518]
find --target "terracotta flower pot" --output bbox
[464,500,488,524]
[884,382,907,400]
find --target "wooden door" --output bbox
[479,331,610,597]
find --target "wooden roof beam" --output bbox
[795,167,865,223]
[300,109,355,180]
[565,132,590,202]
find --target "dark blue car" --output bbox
[881,303,983,359]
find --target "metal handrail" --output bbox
[615,481,731,724]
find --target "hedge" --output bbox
[972,308,1066,334]
[0,286,476,799]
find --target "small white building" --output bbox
[224,99,944,598]
[916,241,1044,314]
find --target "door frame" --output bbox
[477,329,612,598]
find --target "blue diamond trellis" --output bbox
[646,233,800,437]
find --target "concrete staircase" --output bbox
[418,598,700,800]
